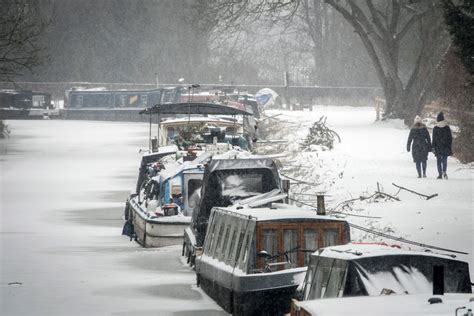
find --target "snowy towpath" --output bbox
[263,106,473,278]
[0,120,226,315]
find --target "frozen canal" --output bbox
[0,120,226,315]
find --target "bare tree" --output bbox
[440,48,474,163]
[324,0,450,123]
[207,0,450,124]
[0,0,49,81]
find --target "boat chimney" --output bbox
[151,137,158,152]
[282,180,290,204]
[317,195,326,215]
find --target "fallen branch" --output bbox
[280,173,321,187]
[287,197,381,219]
[392,183,438,200]
[259,113,283,122]
[375,191,400,201]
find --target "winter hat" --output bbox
[414,115,422,124]
[437,112,444,122]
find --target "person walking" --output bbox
[432,112,453,179]
[407,115,431,178]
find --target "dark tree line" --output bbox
[441,0,474,163]
[28,0,216,84]
[0,0,49,81]
[8,0,381,87]
[443,0,474,82]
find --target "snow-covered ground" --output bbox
[0,105,472,315]
[262,106,473,279]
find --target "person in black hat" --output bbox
[407,115,431,178]
[432,112,453,179]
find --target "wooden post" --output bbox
[375,99,380,121]
[374,97,386,121]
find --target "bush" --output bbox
[0,121,10,138]
[300,116,340,151]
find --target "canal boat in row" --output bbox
[123,96,257,247]
[183,152,284,265]
[128,152,207,247]
[195,198,351,315]
[291,243,473,316]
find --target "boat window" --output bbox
[140,95,148,107]
[76,95,83,107]
[324,229,339,247]
[219,225,231,262]
[187,179,202,209]
[204,212,217,255]
[208,215,221,256]
[283,229,298,269]
[120,95,126,107]
[218,173,263,199]
[162,89,177,103]
[303,257,318,300]
[307,257,334,300]
[213,223,225,259]
[166,127,176,145]
[324,259,348,298]
[263,229,278,257]
[304,229,319,265]
[239,233,251,270]
[233,231,245,267]
[226,229,238,264]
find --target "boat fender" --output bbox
[121,219,136,242]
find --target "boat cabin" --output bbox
[299,243,472,302]
[195,203,351,315]
[158,116,249,151]
[191,155,282,248]
[142,161,205,217]
[133,150,177,195]
[126,154,210,248]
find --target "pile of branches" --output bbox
[0,121,10,138]
[300,116,340,150]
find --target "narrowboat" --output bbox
[195,201,351,315]
[128,154,207,247]
[183,153,284,265]
[123,97,257,247]
[291,243,472,316]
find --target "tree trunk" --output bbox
[324,0,449,125]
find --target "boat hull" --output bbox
[198,274,298,316]
[196,258,306,316]
[129,198,190,248]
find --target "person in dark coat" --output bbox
[432,112,453,179]
[407,115,431,178]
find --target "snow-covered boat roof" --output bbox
[140,101,253,116]
[211,149,266,160]
[316,243,464,261]
[215,204,348,222]
[0,89,20,94]
[160,116,238,125]
[153,153,209,181]
[295,293,474,316]
[142,146,177,158]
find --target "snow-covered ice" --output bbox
[0,120,227,315]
